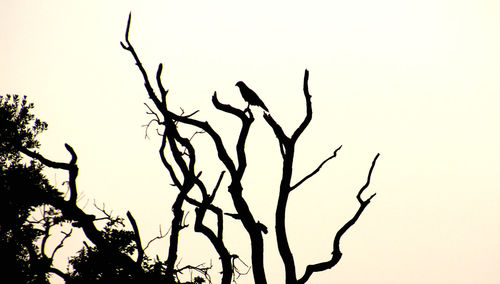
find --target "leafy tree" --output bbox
[0,94,59,283]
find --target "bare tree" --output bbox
[264,71,380,284]
[120,13,380,284]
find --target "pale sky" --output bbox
[1,1,500,283]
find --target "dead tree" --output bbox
[121,13,252,284]
[264,70,380,283]
[121,12,379,284]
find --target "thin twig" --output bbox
[144,225,170,251]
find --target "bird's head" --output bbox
[235,81,245,88]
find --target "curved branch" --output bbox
[212,92,248,121]
[20,144,79,204]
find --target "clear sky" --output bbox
[1,1,500,283]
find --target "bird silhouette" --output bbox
[235,81,269,112]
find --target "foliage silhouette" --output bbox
[1,95,61,283]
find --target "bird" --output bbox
[235,81,269,112]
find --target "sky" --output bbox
[1,1,500,283]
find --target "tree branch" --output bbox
[290,145,342,191]
[156,63,168,108]
[122,14,267,283]
[263,113,289,150]
[21,144,143,279]
[50,228,73,261]
[298,153,380,284]
[20,144,79,205]
[356,153,380,203]
[120,13,163,112]
[212,92,248,122]
[209,171,225,204]
[47,267,71,282]
[126,211,144,265]
[291,69,312,143]
[194,205,232,284]
[269,69,314,284]
[144,225,170,251]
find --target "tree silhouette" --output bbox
[120,13,380,284]
[0,95,211,283]
[1,12,380,284]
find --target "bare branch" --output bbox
[298,153,380,284]
[142,103,162,139]
[269,69,315,284]
[209,171,225,203]
[93,201,114,221]
[174,262,213,284]
[167,111,237,175]
[159,127,182,188]
[144,225,170,251]
[156,63,168,108]
[194,205,232,284]
[357,153,380,203]
[291,145,342,191]
[230,254,251,281]
[50,228,73,261]
[212,92,248,121]
[263,113,289,148]
[20,144,79,205]
[145,102,160,118]
[126,211,144,265]
[211,92,255,178]
[291,69,312,142]
[120,12,163,111]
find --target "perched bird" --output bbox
[235,81,269,112]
